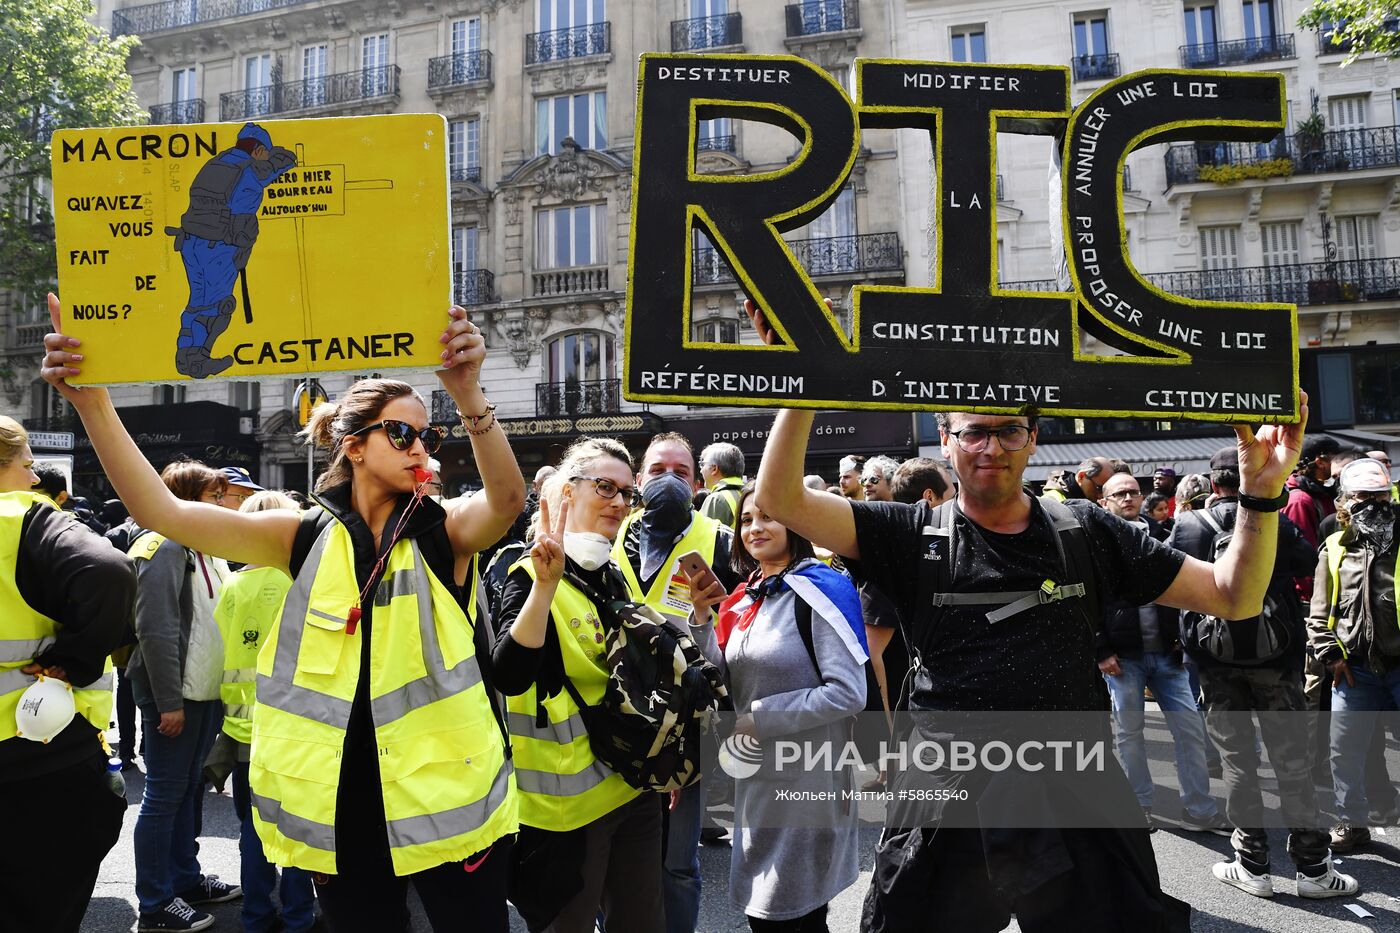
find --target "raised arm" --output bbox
[1156,397,1307,619]
[40,294,299,571]
[743,297,860,559]
[438,306,527,556]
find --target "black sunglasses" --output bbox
[348,419,444,455]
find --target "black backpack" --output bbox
[1180,506,1291,665]
[558,569,728,793]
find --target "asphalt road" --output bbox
[85,718,1400,932]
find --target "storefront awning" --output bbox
[922,436,1239,482]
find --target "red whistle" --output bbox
[413,467,432,484]
[345,606,361,635]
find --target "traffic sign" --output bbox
[294,380,328,427]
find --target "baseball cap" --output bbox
[1301,435,1342,463]
[1209,446,1238,472]
[1339,458,1392,495]
[1153,467,1176,478]
[221,466,265,491]
[237,122,273,149]
[838,456,861,474]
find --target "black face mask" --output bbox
[1298,472,1335,499]
[1350,499,1396,551]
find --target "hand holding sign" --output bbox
[40,292,111,412]
[1232,389,1309,498]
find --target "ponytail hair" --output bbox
[300,379,424,492]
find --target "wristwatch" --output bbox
[1237,489,1289,512]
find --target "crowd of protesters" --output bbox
[7,292,1396,933]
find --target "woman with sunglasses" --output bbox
[686,483,867,933]
[490,436,665,933]
[41,295,525,933]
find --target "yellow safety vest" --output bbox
[0,492,113,742]
[611,511,722,627]
[504,558,641,832]
[215,566,292,745]
[703,478,745,532]
[250,519,517,876]
[1323,530,1400,661]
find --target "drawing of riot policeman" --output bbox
[167,123,295,378]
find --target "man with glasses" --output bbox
[749,356,1333,927]
[611,432,738,933]
[861,456,899,503]
[1366,451,1398,503]
[1098,470,1227,837]
[219,467,264,510]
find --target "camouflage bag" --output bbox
[561,571,728,793]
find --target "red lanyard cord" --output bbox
[345,473,432,635]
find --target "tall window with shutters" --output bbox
[1198,225,1239,301]
[1260,221,1302,303]
[1336,215,1378,263]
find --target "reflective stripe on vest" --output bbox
[1324,531,1400,662]
[504,558,640,832]
[250,518,517,876]
[217,566,292,746]
[611,512,721,625]
[0,492,113,741]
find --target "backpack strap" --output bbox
[793,594,820,678]
[289,507,332,578]
[1196,506,1226,538]
[1036,496,1100,637]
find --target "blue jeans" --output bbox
[231,761,316,933]
[132,695,221,914]
[1329,664,1400,824]
[1104,652,1218,820]
[662,775,704,933]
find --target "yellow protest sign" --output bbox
[51,114,450,384]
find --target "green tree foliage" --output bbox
[1299,0,1400,63]
[1,0,144,304]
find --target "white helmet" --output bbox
[14,675,76,743]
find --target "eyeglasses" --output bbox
[348,420,444,455]
[862,476,884,487]
[200,489,225,504]
[1105,490,1144,502]
[947,425,1032,453]
[571,475,642,508]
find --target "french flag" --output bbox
[717,558,868,664]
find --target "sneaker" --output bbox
[1329,821,1371,853]
[137,898,214,931]
[1181,813,1233,836]
[1296,860,1359,899]
[1212,857,1274,898]
[177,874,242,905]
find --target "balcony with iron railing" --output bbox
[1179,33,1296,67]
[698,134,736,153]
[533,265,609,297]
[427,50,493,90]
[694,232,902,285]
[220,65,400,120]
[10,321,50,349]
[450,165,482,183]
[453,269,495,306]
[526,22,611,64]
[112,0,309,36]
[1164,125,1400,187]
[784,0,859,38]
[1071,52,1120,81]
[1004,257,1400,307]
[672,12,743,50]
[536,379,621,416]
[149,99,205,125]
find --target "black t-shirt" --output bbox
[851,497,1185,712]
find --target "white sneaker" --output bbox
[1296,861,1359,899]
[1212,858,1274,898]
